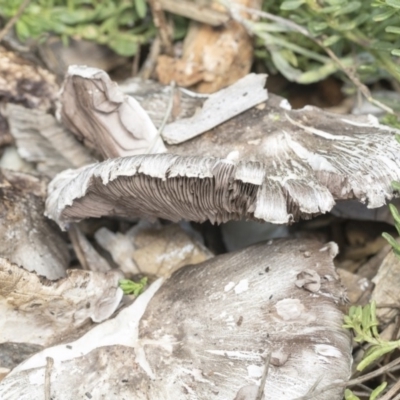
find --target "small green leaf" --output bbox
[373,8,397,21]
[322,35,341,47]
[362,304,373,333]
[311,22,328,31]
[382,232,400,254]
[15,19,31,41]
[386,0,400,8]
[271,51,302,81]
[382,115,400,129]
[297,63,338,84]
[386,26,400,34]
[119,277,148,296]
[392,180,400,190]
[134,0,147,19]
[370,381,387,400]
[344,389,361,400]
[391,49,400,56]
[333,1,361,16]
[389,203,400,225]
[108,34,139,56]
[357,342,399,371]
[332,19,357,31]
[280,0,305,10]
[370,40,396,51]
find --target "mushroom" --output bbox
[58,66,167,159]
[0,238,351,400]
[45,69,400,229]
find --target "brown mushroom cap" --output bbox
[46,86,400,229]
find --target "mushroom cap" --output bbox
[0,238,351,400]
[58,66,167,159]
[46,92,400,228]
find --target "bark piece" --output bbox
[46,92,400,228]
[0,257,123,347]
[94,221,213,277]
[162,74,268,144]
[59,65,167,159]
[0,170,69,279]
[121,74,269,144]
[7,104,94,177]
[0,239,351,400]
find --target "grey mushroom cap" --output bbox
[58,65,167,158]
[0,238,351,400]
[46,90,400,228]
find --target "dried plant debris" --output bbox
[0,169,69,279]
[7,105,94,177]
[156,0,259,93]
[47,89,400,228]
[0,258,123,347]
[0,239,351,400]
[59,66,167,159]
[0,46,58,111]
[0,46,58,153]
[94,220,213,277]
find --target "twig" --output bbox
[224,1,395,115]
[139,36,160,80]
[132,45,141,77]
[320,43,394,114]
[393,392,400,400]
[44,357,54,400]
[0,0,32,42]
[147,0,173,56]
[256,352,271,400]
[379,379,400,400]
[146,80,175,153]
